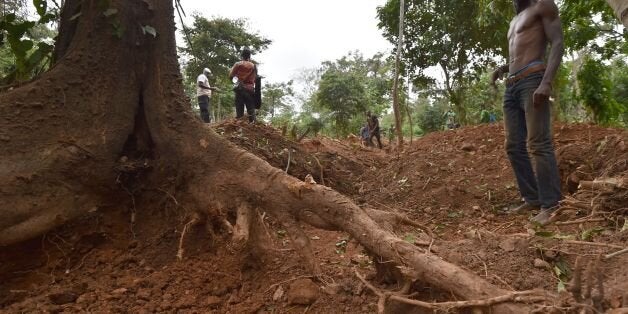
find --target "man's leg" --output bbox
[235,91,245,119]
[504,85,540,208]
[522,75,562,211]
[243,90,256,123]
[198,96,210,123]
[374,131,382,149]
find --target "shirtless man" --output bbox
[491,0,563,225]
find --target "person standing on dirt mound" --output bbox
[197,68,217,123]
[366,111,383,149]
[491,0,563,225]
[229,47,257,123]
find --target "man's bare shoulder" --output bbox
[535,0,559,17]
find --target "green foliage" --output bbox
[317,69,369,137]
[577,56,624,125]
[258,81,295,123]
[415,96,448,133]
[0,0,57,84]
[179,15,271,94]
[559,0,627,59]
[313,51,393,137]
[377,0,508,124]
[178,15,271,117]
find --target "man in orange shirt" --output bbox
[229,48,257,123]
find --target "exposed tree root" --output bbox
[176,214,202,261]
[355,269,549,313]
[0,1,542,311]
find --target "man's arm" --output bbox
[198,81,211,90]
[229,63,238,80]
[490,64,510,87]
[534,0,564,107]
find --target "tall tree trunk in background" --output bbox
[0,1,529,311]
[391,0,405,148]
[606,0,628,28]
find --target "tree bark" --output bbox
[606,0,628,28]
[0,1,529,311]
[391,0,405,148]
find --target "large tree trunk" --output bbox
[606,0,628,28]
[0,0,529,311]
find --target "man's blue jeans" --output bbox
[503,72,561,209]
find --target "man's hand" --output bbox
[490,68,503,89]
[533,83,551,108]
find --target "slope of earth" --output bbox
[359,123,627,304]
[0,121,626,313]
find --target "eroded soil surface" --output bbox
[1,121,626,313]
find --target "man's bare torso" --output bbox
[507,0,549,73]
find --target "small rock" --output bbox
[499,237,527,252]
[322,284,341,296]
[272,286,285,301]
[228,293,241,304]
[499,238,517,252]
[174,294,196,309]
[543,250,559,261]
[287,279,320,305]
[75,293,95,305]
[136,288,151,301]
[112,288,128,294]
[534,258,551,270]
[461,143,476,152]
[206,295,222,307]
[48,291,78,305]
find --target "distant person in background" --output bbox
[489,112,497,123]
[360,124,370,147]
[229,47,257,123]
[366,111,382,149]
[197,68,218,123]
[444,109,456,130]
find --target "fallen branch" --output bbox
[354,269,547,313]
[564,240,624,249]
[555,217,606,226]
[605,247,628,260]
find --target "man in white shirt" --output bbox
[197,68,217,123]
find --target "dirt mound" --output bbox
[1,121,626,313]
[212,120,386,195]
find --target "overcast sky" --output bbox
[181,0,393,85]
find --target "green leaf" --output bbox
[33,0,47,17]
[580,227,605,241]
[621,220,628,233]
[142,25,157,37]
[103,8,118,17]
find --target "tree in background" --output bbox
[378,0,507,125]
[577,56,625,125]
[314,51,393,137]
[258,80,294,122]
[178,15,271,119]
[316,67,369,137]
